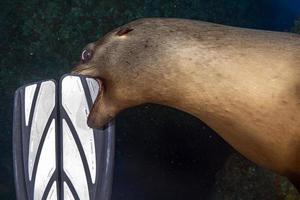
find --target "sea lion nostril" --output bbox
[116,27,134,36]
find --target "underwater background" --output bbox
[1,0,300,199]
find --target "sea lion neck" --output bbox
[145,24,300,123]
[144,25,300,177]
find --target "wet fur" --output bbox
[73,18,300,190]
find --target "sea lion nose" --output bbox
[71,64,85,74]
[71,64,96,77]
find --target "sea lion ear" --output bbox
[116,27,134,36]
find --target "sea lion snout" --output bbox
[72,57,123,128]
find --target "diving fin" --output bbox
[59,75,115,200]
[13,75,115,200]
[13,80,59,200]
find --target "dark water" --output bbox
[1,0,300,199]
[112,105,232,200]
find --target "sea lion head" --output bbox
[72,18,176,128]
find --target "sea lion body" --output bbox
[73,18,300,189]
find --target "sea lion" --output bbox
[72,18,300,189]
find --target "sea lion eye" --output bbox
[81,49,93,63]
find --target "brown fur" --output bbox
[73,18,300,190]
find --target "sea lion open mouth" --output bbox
[71,64,107,127]
[87,77,105,128]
